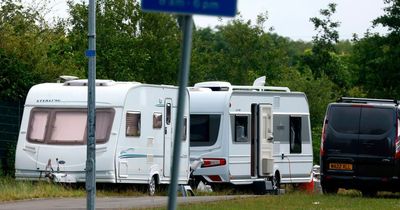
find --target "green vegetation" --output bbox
[173,192,400,210]
[1,0,400,175]
[0,177,146,202]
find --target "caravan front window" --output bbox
[190,114,221,146]
[50,111,86,143]
[27,108,114,144]
[28,111,49,142]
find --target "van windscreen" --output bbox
[360,107,394,135]
[329,106,360,134]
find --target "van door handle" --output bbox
[382,159,390,163]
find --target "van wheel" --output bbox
[361,190,377,197]
[148,176,156,196]
[322,185,338,194]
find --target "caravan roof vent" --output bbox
[64,79,116,86]
[231,86,290,92]
[59,75,79,82]
[194,81,231,91]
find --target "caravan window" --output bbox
[290,116,302,153]
[126,112,141,137]
[166,103,171,125]
[27,108,114,144]
[50,111,87,143]
[190,114,221,146]
[182,117,187,141]
[28,110,49,142]
[153,112,162,129]
[234,115,250,143]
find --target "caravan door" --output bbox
[163,98,173,177]
[258,104,274,177]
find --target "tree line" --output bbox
[1,0,400,164]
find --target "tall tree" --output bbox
[66,0,181,84]
[301,3,352,89]
[352,0,400,98]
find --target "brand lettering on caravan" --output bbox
[36,99,61,103]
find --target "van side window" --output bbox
[153,112,162,129]
[126,112,141,137]
[166,103,171,125]
[234,115,249,143]
[290,116,302,153]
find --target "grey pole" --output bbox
[167,15,193,210]
[86,0,96,210]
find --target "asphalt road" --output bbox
[0,195,254,210]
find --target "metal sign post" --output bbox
[167,15,193,210]
[141,1,237,210]
[86,0,96,210]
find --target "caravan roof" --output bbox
[24,80,170,107]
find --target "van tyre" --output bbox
[322,185,338,194]
[148,176,156,196]
[361,190,377,197]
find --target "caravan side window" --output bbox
[181,117,188,141]
[153,112,162,129]
[234,115,250,143]
[126,112,141,137]
[290,116,302,153]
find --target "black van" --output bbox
[320,97,400,196]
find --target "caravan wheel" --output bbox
[272,174,281,191]
[148,176,156,196]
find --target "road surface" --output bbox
[0,195,254,210]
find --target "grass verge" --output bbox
[0,177,146,202]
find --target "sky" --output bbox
[49,0,388,41]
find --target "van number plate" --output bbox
[329,163,353,170]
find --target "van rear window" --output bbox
[329,106,360,134]
[360,108,394,135]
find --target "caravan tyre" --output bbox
[272,174,281,193]
[148,176,156,196]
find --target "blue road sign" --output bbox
[141,0,237,17]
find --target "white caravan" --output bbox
[189,78,313,191]
[15,79,190,195]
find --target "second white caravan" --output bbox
[15,79,190,195]
[189,78,313,192]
